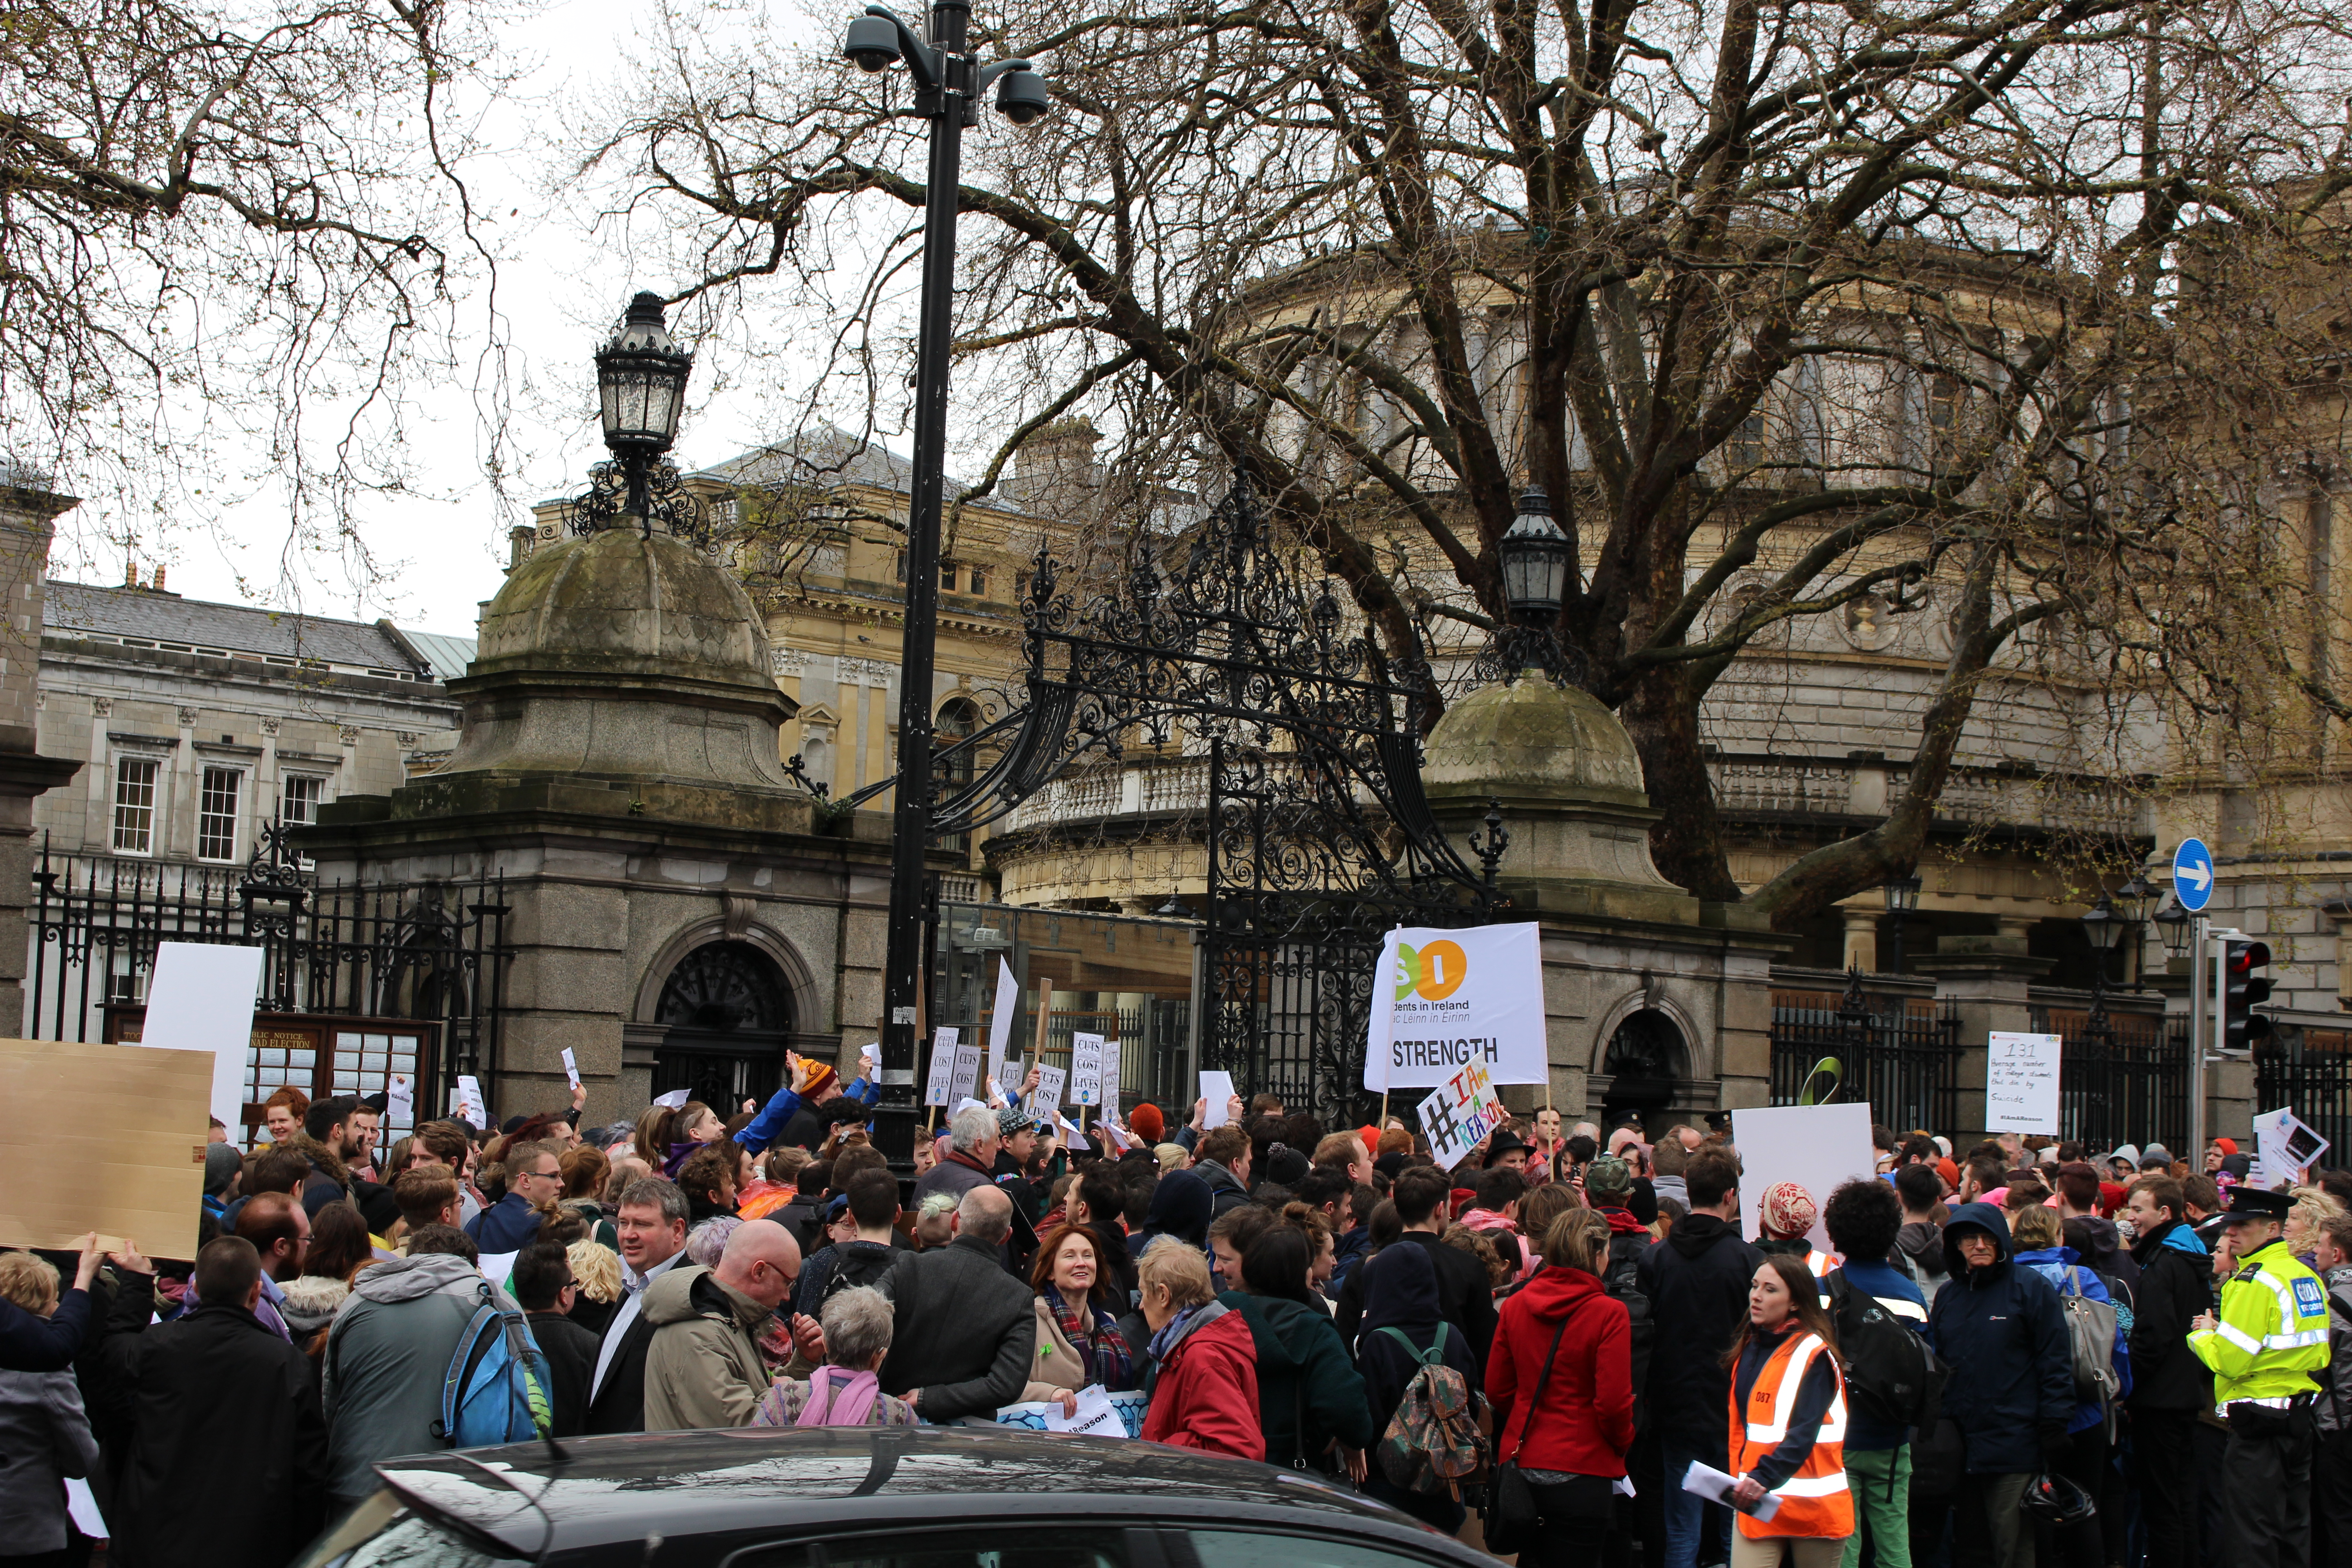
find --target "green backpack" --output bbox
[1374,1324,1487,1495]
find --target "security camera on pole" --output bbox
[838,0,1051,1177]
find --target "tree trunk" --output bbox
[1620,663,1745,902]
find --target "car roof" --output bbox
[377,1428,1483,1563]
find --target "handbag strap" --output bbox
[1504,1313,1573,1460]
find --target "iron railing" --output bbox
[2257,1024,2352,1168]
[26,831,511,1116]
[1770,971,1963,1132]
[2029,1000,2188,1155]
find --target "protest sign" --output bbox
[1416,1057,1509,1170]
[1029,1064,1066,1118]
[1199,1070,1237,1128]
[138,941,265,1137]
[1101,1045,1122,1117]
[459,1075,489,1126]
[1984,1032,2062,1134]
[562,1048,582,1093]
[951,1041,983,1103]
[1365,922,1548,1092]
[2254,1106,2330,1188]
[923,1026,960,1107]
[1729,1102,1877,1250]
[1070,1033,1106,1106]
[0,1037,209,1258]
[986,959,1020,1085]
[387,1073,414,1126]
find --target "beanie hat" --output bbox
[1266,1144,1312,1187]
[996,1105,1037,1137]
[1583,1154,1633,1200]
[1129,1102,1165,1145]
[1760,1180,1818,1240]
[801,1062,839,1100]
[1936,1156,1959,1190]
[2214,1137,2238,1156]
[203,1141,242,1196]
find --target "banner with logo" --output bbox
[1364,921,1548,1092]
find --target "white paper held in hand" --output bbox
[561,1048,581,1093]
[1199,1069,1236,1128]
[1043,1384,1127,1437]
[1682,1461,1779,1521]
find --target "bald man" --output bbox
[640,1221,802,1430]
[878,1186,1037,1420]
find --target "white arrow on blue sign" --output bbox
[2171,837,2215,913]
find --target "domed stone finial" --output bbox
[1422,675,1698,924]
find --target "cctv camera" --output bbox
[843,16,900,72]
[995,68,1050,125]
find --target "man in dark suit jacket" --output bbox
[584,1177,690,1435]
[878,1186,1036,1421]
[103,1237,327,1568]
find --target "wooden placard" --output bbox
[0,1037,209,1259]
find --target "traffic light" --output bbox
[2221,938,2273,1054]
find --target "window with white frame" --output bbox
[111,756,159,854]
[279,773,324,826]
[197,766,243,862]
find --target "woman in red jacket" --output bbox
[1487,1208,1634,1568]
[1137,1242,1263,1460]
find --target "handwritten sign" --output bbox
[457,1075,488,1128]
[1984,1032,2061,1134]
[1069,1033,1106,1106]
[923,1027,961,1107]
[1416,1057,1508,1170]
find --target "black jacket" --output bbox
[1353,1242,1482,1442]
[1922,1203,2073,1474]
[2127,1218,2217,1413]
[0,1289,89,1374]
[773,1195,828,1255]
[1333,1230,1498,1380]
[1195,1159,1255,1220]
[878,1235,1038,1421]
[106,1304,327,1568]
[526,1309,602,1439]
[1637,1211,1763,1439]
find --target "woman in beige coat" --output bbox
[1021,1224,1139,1413]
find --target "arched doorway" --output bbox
[651,941,795,1112]
[1600,1008,1686,1134]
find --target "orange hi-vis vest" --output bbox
[1729,1329,1855,1539]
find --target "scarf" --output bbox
[1146,1302,1203,1366]
[1044,1282,1132,1389]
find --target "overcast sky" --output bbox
[51,0,855,642]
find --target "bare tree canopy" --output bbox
[582,0,2352,926]
[0,0,506,573]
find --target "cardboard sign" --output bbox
[1366,922,1548,1092]
[0,1037,210,1258]
[923,1027,961,1107]
[1199,1069,1237,1128]
[1985,1031,2062,1134]
[951,1042,983,1103]
[1730,1102,1878,1251]
[137,941,266,1137]
[1070,1033,1106,1106]
[987,959,1020,1087]
[562,1048,581,1093]
[1416,1057,1509,1170]
[1029,1065,1066,1118]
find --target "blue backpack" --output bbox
[431,1280,552,1447]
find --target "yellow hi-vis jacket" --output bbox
[2188,1236,2332,1414]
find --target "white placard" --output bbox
[1416,1057,1509,1170]
[138,941,266,1137]
[1044,1383,1127,1437]
[1730,1102,1878,1251]
[1101,1045,1121,1117]
[1199,1070,1237,1128]
[1070,1032,1106,1106]
[987,959,1020,1086]
[651,1088,689,1110]
[64,1478,104,1538]
[1364,922,1549,1092]
[1029,1065,1066,1118]
[2254,1106,2330,1188]
[387,1073,415,1127]
[1985,1031,2062,1134]
[923,1027,961,1107]
[457,1074,488,1127]
[951,1043,983,1103]
[561,1048,581,1092]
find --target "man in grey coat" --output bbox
[319,1227,523,1509]
[877,1186,1036,1421]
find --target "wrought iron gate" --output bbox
[1770,971,1963,1132]
[910,475,1504,1124]
[25,826,512,1116]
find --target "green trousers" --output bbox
[1840,1445,1913,1568]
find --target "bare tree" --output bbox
[0,0,509,578]
[578,0,2352,927]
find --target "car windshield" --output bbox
[745,1530,1127,1568]
[290,1492,534,1568]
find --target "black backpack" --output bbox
[1827,1271,1947,1431]
[1599,1233,1655,1430]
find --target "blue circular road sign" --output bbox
[2171,837,2215,913]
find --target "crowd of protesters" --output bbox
[6,1054,2345,1568]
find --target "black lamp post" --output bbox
[1882,874,1922,973]
[2153,892,2191,961]
[841,0,1049,1174]
[2113,872,2155,989]
[592,293,694,530]
[1496,485,1570,673]
[2081,891,2122,1043]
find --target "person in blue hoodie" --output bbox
[2006,1201,2130,1568]
[1923,1202,2072,1568]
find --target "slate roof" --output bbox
[393,628,478,682]
[692,423,992,507]
[44,581,431,676]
